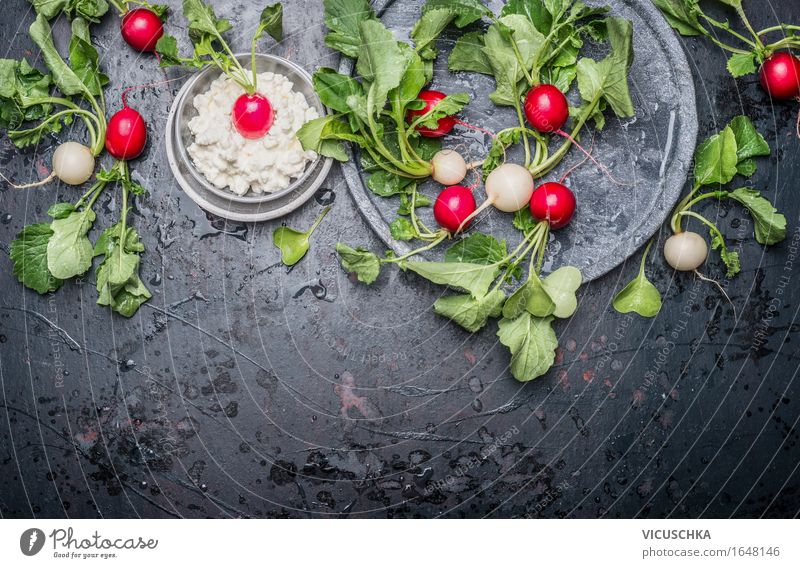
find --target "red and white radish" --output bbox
[431,149,467,186]
[759,51,800,100]
[664,232,708,271]
[232,92,275,139]
[0,141,95,188]
[106,105,147,160]
[524,84,569,133]
[406,90,457,138]
[434,185,477,233]
[120,8,164,53]
[529,182,576,229]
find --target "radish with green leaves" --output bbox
[0,15,107,187]
[614,116,787,318]
[156,1,284,140]
[652,1,800,135]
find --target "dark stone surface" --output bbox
[1,1,798,519]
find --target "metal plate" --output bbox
[165,54,333,222]
[338,0,698,281]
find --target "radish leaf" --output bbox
[336,243,381,284]
[434,290,505,333]
[497,313,557,382]
[9,223,63,294]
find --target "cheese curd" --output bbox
[187,72,319,196]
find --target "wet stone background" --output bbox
[1,1,798,518]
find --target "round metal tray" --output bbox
[337,0,698,282]
[165,53,333,222]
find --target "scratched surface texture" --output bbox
[1,0,799,519]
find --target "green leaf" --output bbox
[357,19,407,117]
[482,21,529,106]
[313,68,364,114]
[323,0,376,57]
[68,17,109,98]
[398,192,432,216]
[0,58,53,129]
[183,0,233,38]
[612,258,661,318]
[729,115,770,164]
[542,265,582,318]
[411,9,458,61]
[576,17,635,119]
[497,313,558,382]
[27,0,109,23]
[501,0,552,34]
[434,290,506,333]
[254,3,283,44]
[367,170,415,197]
[445,233,507,265]
[400,260,500,297]
[95,224,150,318]
[155,33,182,65]
[389,218,416,241]
[336,243,381,284]
[9,223,62,294]
[47,208,96,280]
[710,230,740,278]
[29,14,90,97]
[727,188,786,245]
[391,44,427,112]
[524,274,556,317]
[483,128,522,179]
[726,52,757,77]
[412,0,492,60]
[651,0,705,36]
[48,203,76,219]
[411,92,470,129]
[420,0,492,27]
[104,275,152,318]
[272,207,331,266]
[693,125,738,187]
[448,31,492,75]
[513,205,538,233]
[296,115,362,160]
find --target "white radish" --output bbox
[664,232,708,271]
[456,163,534,232]
[0,141,95,188]
[431,149,467,186]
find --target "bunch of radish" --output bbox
[156,1,283,140]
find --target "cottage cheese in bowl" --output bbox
[187,72,319,196]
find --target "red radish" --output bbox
[530,182,576,229]
[407,90,457,138]
[120,8,164,53]
[106,106,147,160]
[434,185,476,233]
[524,84,569,133]
[759,51,800,100]
[232,93,275,139]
